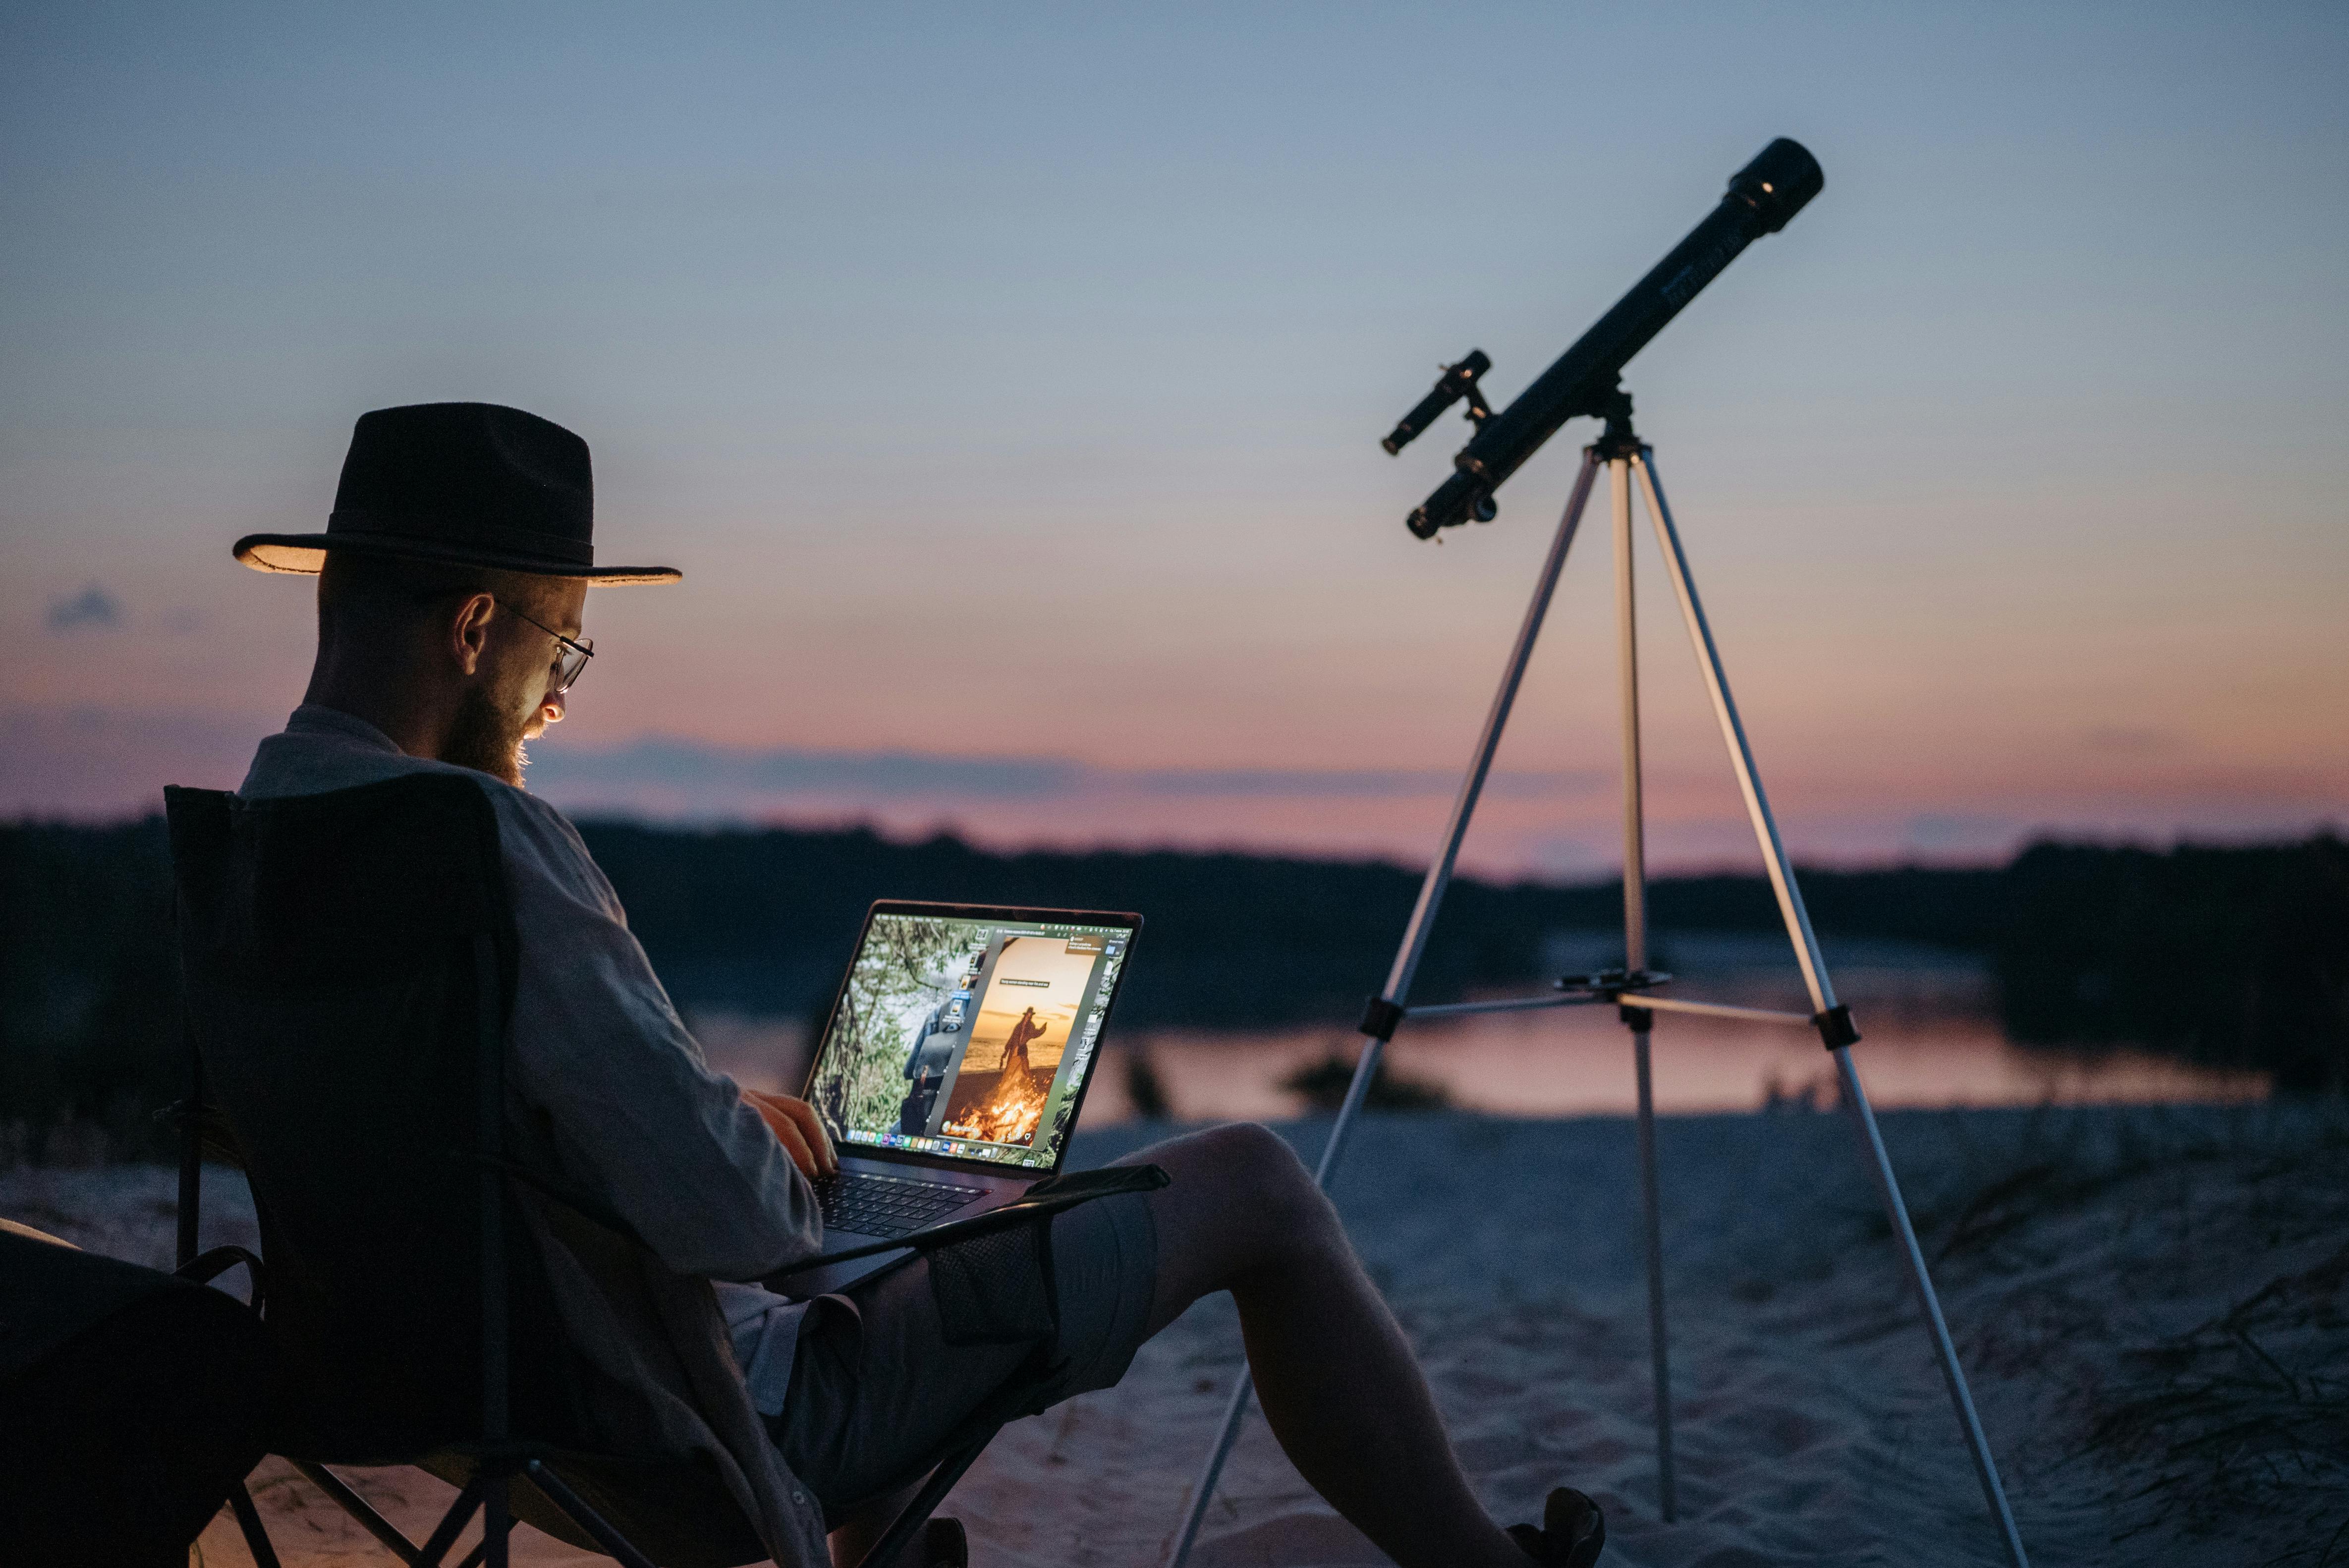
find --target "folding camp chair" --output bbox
[165,774,1004,1568]
[0,1220,277,1567]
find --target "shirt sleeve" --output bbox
[488,787,822,1280]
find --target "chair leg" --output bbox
[415,1473,486,1567]
[923,1516,969,1568]
[289,1459,426,1565]
[481,1472,510,1568]
[854,1439,991,1568]
[520,1460,659,1568]
[226,1482,283,1568]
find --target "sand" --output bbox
[7,1101,2343,1567]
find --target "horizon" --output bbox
[12,784,2337,891]
[6,4,2344,879]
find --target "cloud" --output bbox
[45,584,123,632]
[526,737,1602,804]
[535,739,1080,799]
[1129,767,1600,800]
[2082,726,2180,754]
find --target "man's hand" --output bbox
[741,1089,839,1180]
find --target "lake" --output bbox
[689,930,2267,1121]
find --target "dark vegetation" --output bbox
[575,823,2017,1024]
[1996,839,2349,1093]
[0,818,179,1166]
[2,817,2343,1160]
[1280,1051,1453,1112]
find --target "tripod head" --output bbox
[1393,138,1822,538]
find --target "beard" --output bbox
[444,683,531,786]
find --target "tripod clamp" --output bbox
[1554,960,1863,1050]
[1555,966,1674,998]
[1557,964,1673,1029]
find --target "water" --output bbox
[688,934,2266,1121]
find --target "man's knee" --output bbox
[1135,1122,1347,1312]
[1160,1120,1298,1186]
[1178,1122,1337,1243]
[1208,1119,1308,1179]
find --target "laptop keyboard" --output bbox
[811,1171,988,1239]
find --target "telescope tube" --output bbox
[1408,138,1822,538]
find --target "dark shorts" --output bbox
[770,1191,1159,1518]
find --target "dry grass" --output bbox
[1899,1105,2349,1560]
[2086,1238,2349,1562]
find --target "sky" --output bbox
[4,1,2344,878]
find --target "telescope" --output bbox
[1180,134,2038,1568]
[1391,138,1823,538]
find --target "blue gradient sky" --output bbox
[5,3,2344,874]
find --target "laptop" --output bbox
[778,900,1141,1295]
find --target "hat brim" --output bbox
[233,532,681,586]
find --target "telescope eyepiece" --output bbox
[1725,137,1823,234]
[1408,470,1492,539]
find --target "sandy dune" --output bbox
[6,1102,2342,1567]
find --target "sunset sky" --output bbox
[5,3,2343,877]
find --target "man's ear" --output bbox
[449,592,498,676]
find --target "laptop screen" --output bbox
[804,904,1138,1173]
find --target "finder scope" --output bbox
[1382,350,1492,455]
[1399,138,1823,539]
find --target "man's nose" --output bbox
[542,688,567,724]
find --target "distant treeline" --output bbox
[576,825,2013,1024]
[1995,839,2349,1092]
[2,818,2343,1159]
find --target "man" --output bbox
[996,1006,1048,1086]
[233,402,1604,1568]
[898,975,960,1135]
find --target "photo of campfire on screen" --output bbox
[940,935,1087,1146]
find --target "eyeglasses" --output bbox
[502,604,596,694]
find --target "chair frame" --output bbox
[168,780,989,1568]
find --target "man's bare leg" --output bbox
[1123,1123,1530,1568]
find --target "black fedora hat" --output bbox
[234,402,680,585]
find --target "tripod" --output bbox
[1164,399,2031,1568]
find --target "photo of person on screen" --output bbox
[1000,1006,1047,1082]
[896,969,964,1134]
[940,936,1089,1146]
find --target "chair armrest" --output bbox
[763,1163,1170,1279]
[176,1244,267,1316]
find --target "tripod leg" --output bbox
[1162,449,1607,1568]
[1631,1028,1673,1517]
[1629,450,1830,1008]
[1611,453,1677,1522]
[1835,1049,2030,1568]
[1631,451,2029,1568]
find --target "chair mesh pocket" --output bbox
[929,1220,1056,1346]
